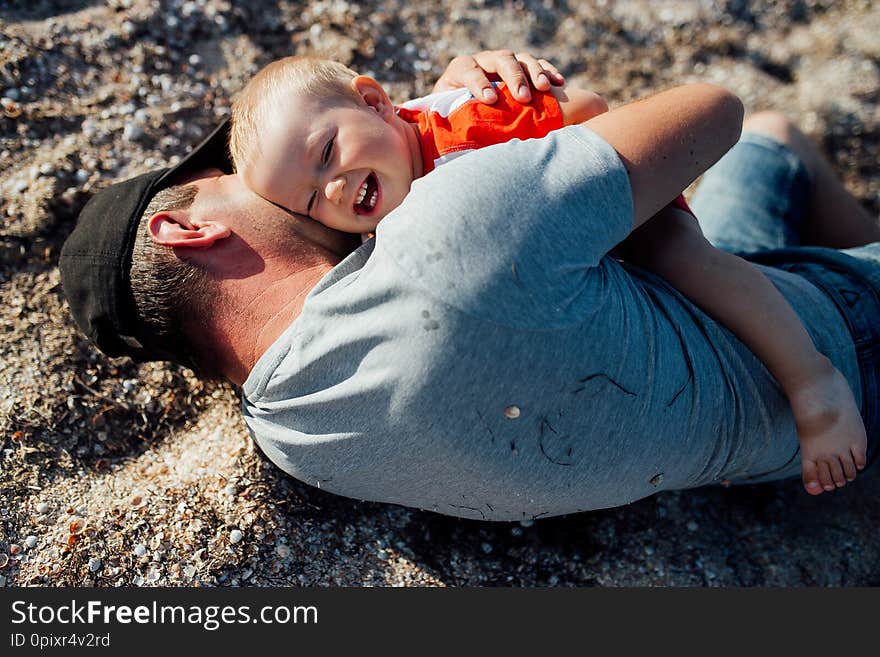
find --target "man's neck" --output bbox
[220,262,334,386]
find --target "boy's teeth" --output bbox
[368,191,377,208]
[356,180,368,205]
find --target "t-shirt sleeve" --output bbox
[377,124,634,329]
[435,83,563,153]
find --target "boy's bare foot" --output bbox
[787,361,867,495]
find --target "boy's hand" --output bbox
[433,50,564,104]
[787,358,868,495]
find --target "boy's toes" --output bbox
[853,446,867,471]
[841,455,858,482]
[828,459,847,488]
[802,461,824,495]
[818,462,836,492]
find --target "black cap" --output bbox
[59,119,232,366]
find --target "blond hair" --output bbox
[230,56,359,175]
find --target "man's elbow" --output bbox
[700,83,744,150]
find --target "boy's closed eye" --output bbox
[306,135,336,218]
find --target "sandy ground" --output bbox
[1,0,879,587]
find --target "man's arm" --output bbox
[381,83,745,325]
[585,83,744,229]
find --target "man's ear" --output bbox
[148,210,231,248]
[351,75,394,120]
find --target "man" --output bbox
[60,55,880,521]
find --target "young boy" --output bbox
[229,56,867,495]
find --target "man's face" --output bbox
[245,90,417,235]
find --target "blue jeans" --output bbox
[691,133,880,469]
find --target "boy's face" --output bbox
[246,78,419,234]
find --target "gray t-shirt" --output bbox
[242,125,860,521]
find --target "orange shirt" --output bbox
[396,83,564,175]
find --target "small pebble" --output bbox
[504,405,521,419]
[275,545,290,558]
[24,536,37,549]
[0,554,8,568]
[1,97,21,118]
[88,557,101,572]
[480,542,493,554]
[9,544,20,555]
[133,544,147,558]
[35,502,49,514]
[123,122,144,141]
[229,529,243,544]
[686,520,699,532]
[182,564,196,578]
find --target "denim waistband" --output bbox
[746,247,880,469]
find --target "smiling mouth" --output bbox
[354,172,379,215]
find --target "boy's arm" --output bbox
[551,85,609,125]
[625,207,867,491]
[625,207,828,388]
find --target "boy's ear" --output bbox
[351,75,393,120]
[148,210,231,248]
